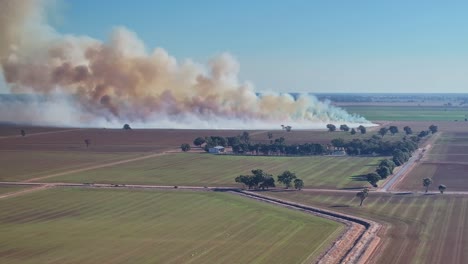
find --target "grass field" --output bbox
[0,188,342,264]
[397,132,468,192]
[343,105,468,121]
[0,185,29,195]
[265,191,468,264]
[42,153,383,189]
[0,151,140,182]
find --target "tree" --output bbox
[403,126,413,135]
[20,129,26,137]
[259,175,276,190]
[376,166,391,178]
[181,143,191,152]
[240,131,250,143]
[193,137,206,147]
[84,139,91,148]
[340,124,350,132]
[389,126,399,135]
[326,124,336,132]
[123,124,131,130]
[350,128,357,135]
[293,178,304,190]
[277,171,297,188]
[285,126,292,132]
[331,138,345,148]
[429,125,438,134]
[235,169,275,190]
[356,188,369,206]
[358,125,366,134]
[378,127,388,138]
[378,159,395,173]
[367,172,381,187]
[267,132,273,139]
[423,177,433,193]
[438,184,447,194]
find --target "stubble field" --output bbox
[265,190,468,264]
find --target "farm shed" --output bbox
[208,146,225,154]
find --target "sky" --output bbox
[11,0,468,93]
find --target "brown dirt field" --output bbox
[0,128,252,152]
[265,191,468,264]
[384,121,468,133]
[0,125,70,137]
[397,131,468,192]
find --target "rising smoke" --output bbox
[0,0,370,129]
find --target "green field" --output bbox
[41,153,383,189]
[265,191,468,264]
[0,151,140,182]
[343,106,468,121]
[0,185,29,195]
[0,188,342,264]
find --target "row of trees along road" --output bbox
[235,170,303,190]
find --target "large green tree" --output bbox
[356,188,369,206]
[389,126,399,135]
[193,137,206,147]
[180,143,191,152]
[429,125,438,134]
[438,184,446,194]
[340,124,350,132]
[293,179,304,190]
[326,124,336,132]
[367,173,381,187]
[277,171,297,189]
[379,127,389,138]
[423,178,433,193]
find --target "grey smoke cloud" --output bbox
[0,0,370,128]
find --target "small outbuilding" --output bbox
[208,146,225,154]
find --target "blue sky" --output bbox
[54,0,468,93]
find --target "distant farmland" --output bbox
[41,153,383,189]
[265,191,468,264]
[0,188,342,264]
[397,132,468,192]
[343,105,468,121]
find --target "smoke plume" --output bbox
[0,0,370,129]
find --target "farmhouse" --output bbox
[208,146,225,154]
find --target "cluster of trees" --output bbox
[331,134,418,156]
[327,124,367,134]
[235,170,304,190]
[281,125,292,132]
[364,159,396,187]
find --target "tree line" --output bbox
[235,170,304,190]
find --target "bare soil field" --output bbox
[265,190,468,264]
[0,125,70,137]
[397,131,468,192]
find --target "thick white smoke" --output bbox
[0,0,371,129]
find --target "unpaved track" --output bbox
[23,151,172,183]
[0,184,50,199]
